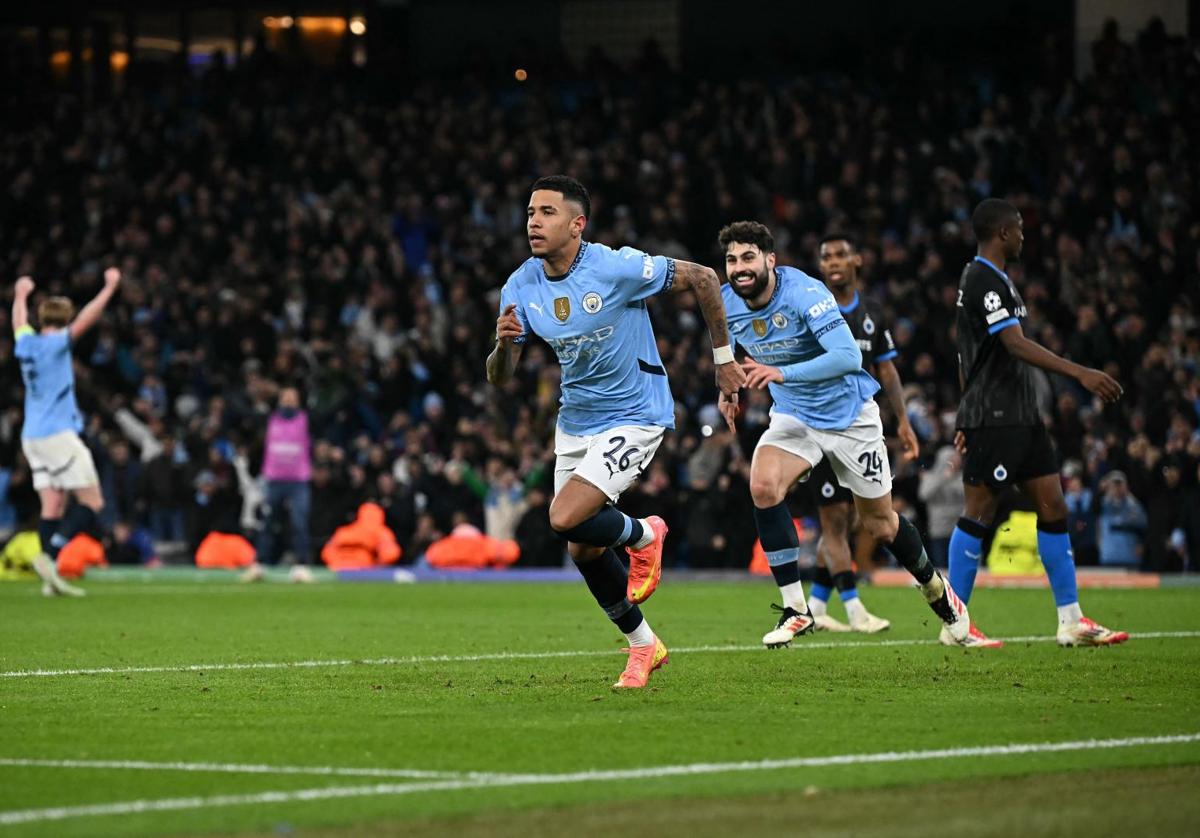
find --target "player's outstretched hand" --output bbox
[14,276,34,296]
[740,357,782,390]
[897,422,921,462]
[1078,368,1123,403]
[715,359,747,397]
[718,391,738,432]
[496,303,523,343]
[103,267,121,289]
[953,430,967,455]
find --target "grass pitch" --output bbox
[1,576,1198,837]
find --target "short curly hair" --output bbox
[717,221,774,253]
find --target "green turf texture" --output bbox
[1,578,1198,837]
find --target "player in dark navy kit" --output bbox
[804,234,919,633]
[487,176,745,687]
[949,199,1128,647]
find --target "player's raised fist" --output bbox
[15,276,35,296]
[496,303,523,343]
[1079,368,1122,403]
[103,267,121,288]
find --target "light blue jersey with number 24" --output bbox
[723,266,879,430]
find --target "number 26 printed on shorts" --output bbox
[602,435,641,479]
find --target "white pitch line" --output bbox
[2,630,1197,680]
[0,757,471,781]
[1,733,1197,827]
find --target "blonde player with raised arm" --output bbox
[12,268,121,596]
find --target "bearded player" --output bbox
[715,221,995,649]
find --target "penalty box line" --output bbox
[2,630,1199,680]
[1,733,1198,826]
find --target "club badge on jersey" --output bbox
[498,241,678,436]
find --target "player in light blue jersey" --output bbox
[11,268,122,597]
[487,176,744,688]
[714,222,976,648]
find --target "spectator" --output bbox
[1098,471,1148,568]
[0,463,15,539]
[1,23,1197,571]
[139,436,188,542]
[106,519,159,566]
[98,440,142,529]
[186,469,241,555]
[309,462,353,555]
[1063,467,1098,566]
[1145,458,1190,572]
[514,488,561,567]
[248,387,313,581]
[917,445,965,568]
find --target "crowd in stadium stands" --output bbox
[1,19,1198,574]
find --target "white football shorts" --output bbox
[554,424,666,503]
[755,400,892,499]
[22,430,101,491]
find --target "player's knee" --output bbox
[749,477,785,508]
[547,502,580,534]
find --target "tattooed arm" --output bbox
[668,260,746,397]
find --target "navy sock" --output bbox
[574,549,644,633]
[811,565,834,602]
[38,518,63,559]
[885,515,935,586]
[63,505,99,539]
[833,570,858,602]
[50,505,99,557]
[949,517,992,605]
[754,502,801,588]
[559,506,644,548]
[1037,519,1079,607]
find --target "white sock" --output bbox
[1057,602,1083,627]
[780,581,808,613]
[809,596,828,618]
[844,597,868,624]
[32,554,60,583]
[630,518,654,550]
[624,618,656,647]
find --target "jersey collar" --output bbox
[543,240,589,282]
[838,290,860,314]
[973,255,1009,281]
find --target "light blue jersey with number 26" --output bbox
[499,241,677,436]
